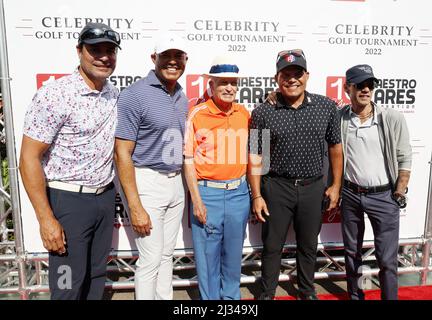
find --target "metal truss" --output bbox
[0,239,429,295]
[1,0,432,297]
[0,96,17,294]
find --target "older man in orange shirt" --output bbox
[184,56,250,300]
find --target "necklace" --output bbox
[358,110,373,120]
[356,107,373,122]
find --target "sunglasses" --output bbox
[352,80,375,91]
[79,28,121,46]
[277,49,306,61]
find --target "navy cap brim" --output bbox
[348,74,378,85]
[81,38,121,50]
[277,61,307,73]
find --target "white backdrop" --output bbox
[3,0,432,252]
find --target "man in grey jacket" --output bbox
[340,64,412,300]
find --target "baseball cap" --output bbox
[346,64,378,85]
[154,34,187,54]
[276,49,307,73]
[78,22,121,49]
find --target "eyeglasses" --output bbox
[352,80,375,91]
[277,49,305,61]
[79,28,121,46]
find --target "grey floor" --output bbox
[107,273,425,300]
[1,267,430,300]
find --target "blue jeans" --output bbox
[190,178,250,300]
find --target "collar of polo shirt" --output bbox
[74,68,110,95]
[274,91,314,109]
[207,99,240,115]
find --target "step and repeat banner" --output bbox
[3,0,432,252]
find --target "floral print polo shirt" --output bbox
[23,68,119,188]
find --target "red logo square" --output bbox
[36,74,69,89]
[186,74,210,108]
[326,76,350,107]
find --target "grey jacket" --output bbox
[340,102,412,187]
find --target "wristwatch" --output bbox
[393,193,407,209]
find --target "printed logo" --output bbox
[186,74,210,108]
[322,207,341,224]
[36,73,142,91]
[326,75,417,113]
[36,73,69,89]
[286,54,295,63]
[375,78,416,113]
[358,65,373,73]
[326,76,350,107]
[109,75,142,91]
[186,74,277,111]
[114,193,130,228]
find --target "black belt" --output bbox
[268,173,323,187]
[344,180,391,194]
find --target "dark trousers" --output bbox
[260,175,325,296]
[47,185,115,300]
[341,187,400,300]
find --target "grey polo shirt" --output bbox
[115,70,188,172]
[344,105,389,187]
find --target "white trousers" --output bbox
[131,167,185,300]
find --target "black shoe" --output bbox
[258,293,274,300]
[297,293,319,300]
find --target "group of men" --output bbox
[19,22,411,300]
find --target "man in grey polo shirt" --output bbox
[114,35,188,300]
[340,64,412,300]
[20,22,120,299]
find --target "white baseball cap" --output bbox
[154,34,187,54]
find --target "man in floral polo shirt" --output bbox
[19,22,120,300]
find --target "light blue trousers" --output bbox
[191,178,250,300]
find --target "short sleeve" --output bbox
[115,88,143,141]
[248,107,265,155]
[325,101,342,145]
[183,109,198,158]
[23,86,68,144]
